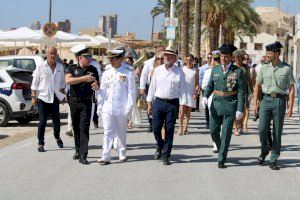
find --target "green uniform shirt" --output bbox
[256,61,295,94]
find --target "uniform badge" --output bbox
[75,69,80,75]
[226,72,237,91]
[213,74,219,77]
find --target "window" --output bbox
[240,42,247,50]
[290,47,294,55]
[15,59,36,71]
[254,43,263,51]
[0,60,13,68]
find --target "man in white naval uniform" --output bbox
[97,49,136,165]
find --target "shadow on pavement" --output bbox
[0,135,9,140]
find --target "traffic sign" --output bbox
[165,18,178,27]
[166,26,176,40]
[43,22,57,37]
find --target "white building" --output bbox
[234,32,277,64]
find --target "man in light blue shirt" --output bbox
[199,53,212,128]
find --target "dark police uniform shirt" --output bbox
[66,64,99,98]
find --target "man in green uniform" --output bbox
[253,41,295,170]
[202,44,245,168]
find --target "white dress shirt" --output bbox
[201,67,212,90]
[139,57,155,89]
[31,60,65,103]
[222,62,232,74]
[146,64,187,105]
[98,63,136,115]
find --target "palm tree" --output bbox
[192,0,202,58]
[151,0,172,18]
[180,0,190,57]
[151,8,161,43]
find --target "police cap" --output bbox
[265,41,283,52]
[71,44,90,56]
[219,44,237,54]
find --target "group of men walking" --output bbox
[31,41,295,170]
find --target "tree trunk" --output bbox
[180,0,189,58]
[192,0,202,59]
[209,25,220,52]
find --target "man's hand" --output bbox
[124,108,132,118]
[97,109,102,117]
[147,102,152,116]
[139,89,145,96]
[201,97,208,108]
[32,97,38,105]
[91,81,99,90]
[84,75,96,82]
[235,111,244,120]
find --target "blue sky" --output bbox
[0,0,299,40]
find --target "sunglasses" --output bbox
[156,57,164,60]
[82,55,92,60]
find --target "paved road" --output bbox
[0,109,299,200]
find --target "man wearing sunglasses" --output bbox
[65,45,100,165]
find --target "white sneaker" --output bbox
[97,158,110,165]
[119,155,127,162]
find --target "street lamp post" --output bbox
[168,0,176,48]
[49,0,52,22]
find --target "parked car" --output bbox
[0,54,67,72]
[0,66,38,126]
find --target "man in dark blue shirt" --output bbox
[65,46,99,165]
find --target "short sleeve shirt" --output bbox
[66,64,99,98]
[256,61,295,94]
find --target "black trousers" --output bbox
[69,99,92,157]
[37,97,60,146]
[152,98,179,159]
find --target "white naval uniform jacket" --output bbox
[98,63,136,115]
[31,60,65,103]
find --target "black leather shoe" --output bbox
[147,126,153,133]
[73,152,79,160]
[218,161,227,168]
[56,138,64,148]
[257,152,269,165]
[38,146,45,152]
[269,161,279,170]
[163,157,171,165]
[154,149,162,160]
[79,156,89,165]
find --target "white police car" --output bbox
[0,66,38,126]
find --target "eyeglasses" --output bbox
[207,57,212,59]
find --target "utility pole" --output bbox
[49,0,52,22]
[168,0,176,48]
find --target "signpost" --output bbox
[43,22,57,37]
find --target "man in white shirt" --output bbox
[31,46,66,152]
[147,47,187,165]
[140,46,165,132]
[97,49,136,165]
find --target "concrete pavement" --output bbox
[0,109,299,200]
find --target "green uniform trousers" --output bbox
[259,96,286,163]
[210,105,235,162]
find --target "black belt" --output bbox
[262,93,287,99]
[156,97,179,103]
[69,96,92,102]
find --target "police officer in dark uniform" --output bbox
[65,46,99,165]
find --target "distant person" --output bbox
[31,46,66,152]
[34,49,39,55]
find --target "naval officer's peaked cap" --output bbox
[265,41,283,52]
[106,49,124,58]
